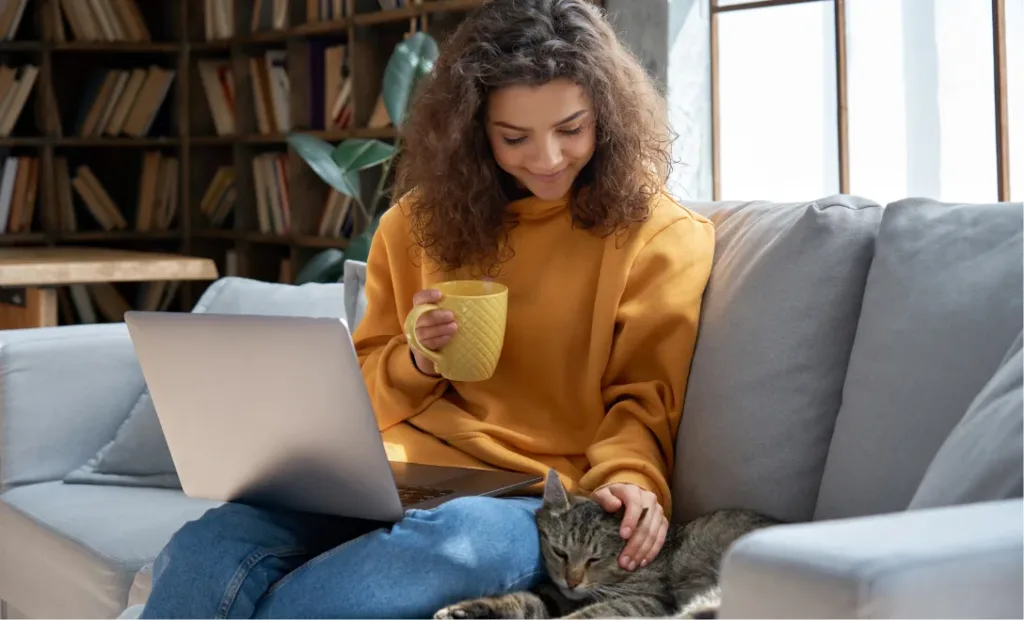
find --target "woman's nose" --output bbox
[533,136,563,170]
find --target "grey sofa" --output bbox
[0,195,1020,619]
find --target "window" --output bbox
[711,0,1019,203]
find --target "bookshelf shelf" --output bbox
[52,42,181,53]
[0,138,45,146]
[55,137,183,147]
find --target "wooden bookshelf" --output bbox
[1,0,605,324]
[0,0,501,324]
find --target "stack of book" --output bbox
[55,0,151,42]
[0,154,39,234]
[72,66,176,138]
[0,64,38,137]
[253,152,290,234]
[250,51,289,134]
[199,165,236,229]
[197,60,235,136]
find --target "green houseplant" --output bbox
[287,31,439,280]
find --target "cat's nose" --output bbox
[565,575,581,590]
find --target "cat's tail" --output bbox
[675,585,720,619]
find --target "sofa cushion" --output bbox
[0,323,145,492]
[64,277,347,489]
[909,332,1023,509]
[673,195,883,523]
[815,199,1024,520]
[343,260,368,332]
[0,482,218,619]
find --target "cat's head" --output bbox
[535,470,638,600]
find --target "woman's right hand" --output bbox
[409,288,457,377]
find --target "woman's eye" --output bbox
[502,135,527,145]
[558,126,583,136]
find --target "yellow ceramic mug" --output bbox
[403,280,508,382]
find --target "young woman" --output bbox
[138,0,714,617]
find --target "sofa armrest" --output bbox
[719,499,1023,619]
[0,323,146,491]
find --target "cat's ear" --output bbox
[542,469,570,511]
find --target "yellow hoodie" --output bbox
[352,190,715,514]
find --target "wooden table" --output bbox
[0,247,219,330]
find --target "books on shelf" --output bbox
[69,164,128,231]
[317,188,354,238]
[73,66,176,138]
[56,0,151,43]
[0,64,39,137]
[198,60,235,136]
[310,41,352,130]
[136,150,179,231]
[199,165,236,228]
[250,51,290,134]
[0,154,39,234]
[59,152,178,233]
[307,0,346,22]
[253,152,290,235]
[204,0,234,40]
[251,0,289,33]
[62,280,180,325]
[0,0,27,40]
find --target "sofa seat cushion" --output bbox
[675,196,883,523]
[0,481,219,618]
[815,198,1024,520]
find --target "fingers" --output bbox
[411,290,456,350]
[634,505,667,568]
[590,487,623,512]
[416,315,457,350]
[642,518,669,568]
[412,289,442,305]
[614,486,644,540]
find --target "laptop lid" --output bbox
[124,311,405,521]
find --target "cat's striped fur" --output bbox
[434,470,780,619]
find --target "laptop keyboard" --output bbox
[398,485,454,505]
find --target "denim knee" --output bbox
[404,496,544,589]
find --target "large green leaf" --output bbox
[287,133,360,198]
[332,139,395,172]
[383,31,439,127]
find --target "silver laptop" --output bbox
[123,311,540,522]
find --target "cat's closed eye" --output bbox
[550,547,568,562]
[584,557,600,566]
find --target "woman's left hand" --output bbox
[591,483,668,571]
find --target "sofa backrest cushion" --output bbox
[814,199,1024,520]
[909,331,1023,510]
[63,277,347,489]
[674,195,883,523]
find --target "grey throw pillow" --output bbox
[64,277,347,488]
[343,260,368,332]
[909,332,1023,509]
[814,199,1024,520]
[673,195,883,523]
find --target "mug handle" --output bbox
[403,304,446,367]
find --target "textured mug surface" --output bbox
[404,280,508,382]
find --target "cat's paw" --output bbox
[434,599,505,619]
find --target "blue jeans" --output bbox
[139,496,545,619]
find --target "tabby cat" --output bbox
[434,470,781,619]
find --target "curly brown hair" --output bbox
[395,0,672,273]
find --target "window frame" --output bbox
[708,0,1012,202]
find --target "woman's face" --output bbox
[485,78,597,201]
